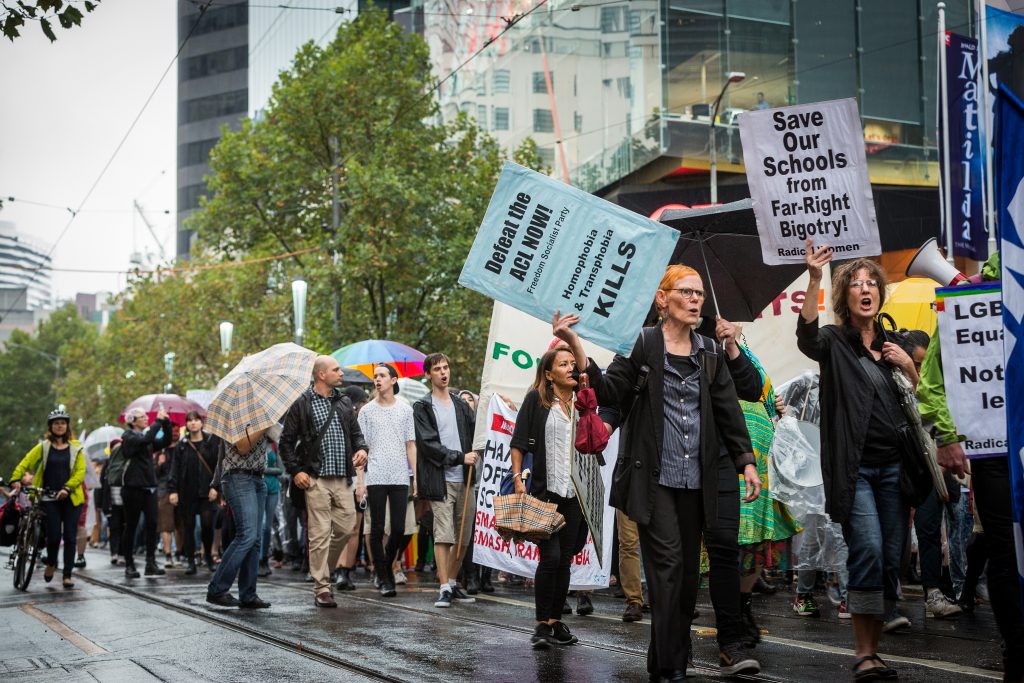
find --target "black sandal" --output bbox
[870,655,898,679]
[851,656,886,680]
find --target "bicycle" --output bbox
[7,485,56,591]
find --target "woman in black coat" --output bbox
[560,265,763,681]
[509,342,600,649]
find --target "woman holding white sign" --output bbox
[509,338,600,649]
[796,239,923,681]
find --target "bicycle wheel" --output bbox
[12,519,33,590]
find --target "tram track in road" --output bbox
[74,573,409,683]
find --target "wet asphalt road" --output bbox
[0,547,1006,682]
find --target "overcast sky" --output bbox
[0,1,176,301]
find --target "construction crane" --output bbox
[132,199,166,266]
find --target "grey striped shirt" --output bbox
[660,332,704,489]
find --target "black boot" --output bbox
[466,567,481,595]
[185,559,197,575]
[336,567,356,591]
[145,558,166,576]
[480,567,495,593]
[740,592,760,647]
[125,563,140,579]
[205,552,215,572]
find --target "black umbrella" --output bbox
[658,199,807,322]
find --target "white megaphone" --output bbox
[905,238,968,286]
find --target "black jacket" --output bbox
[413,391,476,501]
[796,316,903,523]
[590,326,757,527]
[509,359,602,500]
[279,388,367,483]
[120,419,172,489]
[168,433,221,501]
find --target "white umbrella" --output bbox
[81,425,124,462]
[204,342,317,444]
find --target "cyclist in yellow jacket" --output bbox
[9,408,86,588]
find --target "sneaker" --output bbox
[380,583,397,598]
[373,574,382,589]
[837,600,852,620]
[792,593,820,617]
[258,561,272,577]
[394,570,407,585]
[531,622,554,649]
[826,584,842,606]
[719,643,760,675]
[882,608,911,633]
[164,555,175,569]
[434,589,453,608]
[926,588,963,619]
[451,586,476,603]
[74,555,87,569]
[550,621,578,645]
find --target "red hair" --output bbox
[658,264,700,291]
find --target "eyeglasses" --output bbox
[667,287,706,300]
[848,279,879,289]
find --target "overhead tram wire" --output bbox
[0,2,214,324]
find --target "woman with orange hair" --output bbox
[555,264,766,681]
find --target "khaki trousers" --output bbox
[306,476,355,595]
[617,509,643,604]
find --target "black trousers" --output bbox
[971,458,1024,669]
[121,487,158,566]
[367,484,408,581]
[181,498,218,562]
[43,499,80,579]
[702,486,745,647]
[638,487,703,674]
[107,504,123,558]
[534,494,588,622]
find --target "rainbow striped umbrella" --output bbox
[330,339,425,381]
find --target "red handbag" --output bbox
[574,373,609,455]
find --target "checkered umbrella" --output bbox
[204,342,317,444]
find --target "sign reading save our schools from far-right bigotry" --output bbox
[739,98,881,265]
[936,283,1008,459]
[459,162,679,356]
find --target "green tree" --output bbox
[189,9,542,388]
[2,0,99,42]
[0,303,94,478]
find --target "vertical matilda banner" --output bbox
[459,162,679,355]
[738,98,881,265]
[943,32,988,260]
[474,394,617,589]
[936,283,1008,459]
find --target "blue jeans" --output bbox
[208,472,266,603]
[841,464,907,617]
[260,491,279,563]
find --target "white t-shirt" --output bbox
[358,399,416,487]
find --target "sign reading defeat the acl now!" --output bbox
[739,98,881,265]
[459,162,679,355]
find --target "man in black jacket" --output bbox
[120,406,173,578]
[413,353,478,608]
[279,355,368,608]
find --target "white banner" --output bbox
[739,98,881,264]
[473,394,617,589]
[937,284,1009,458]
[741,266,833,387]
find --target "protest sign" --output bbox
[459,162,679,355]
[474,394,616,589]
[471,301,616,451]
[936,283,1008,459]
[739,98,881,265]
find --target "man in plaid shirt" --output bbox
[280,356,368,608]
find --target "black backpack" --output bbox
[102,442,129,488]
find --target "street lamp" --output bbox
[219,321,234,369]
[292,279,307,346]
[163,351,176,393]
[709,71,746,205]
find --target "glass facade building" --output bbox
[422,0,974,251]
